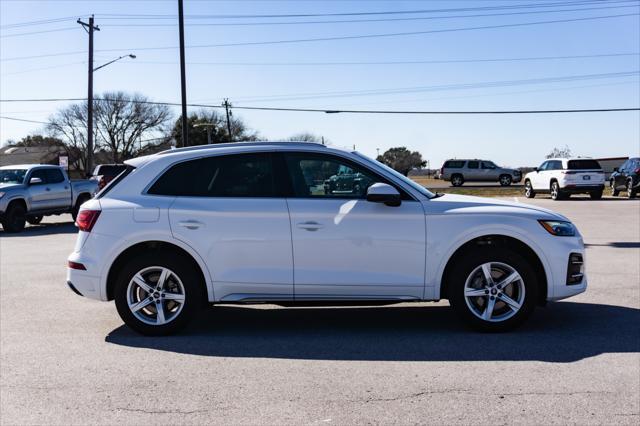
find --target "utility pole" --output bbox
[222,98,232,142]
[77,15,99,176]
[178,0,188,147]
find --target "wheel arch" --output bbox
[438,234,548,306]
[5,197,27,211]
[105,240,211,303]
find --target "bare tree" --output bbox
[48,92,172,171]
[286,132,327,144]
[546,145,572,159]
[171,109,259,146]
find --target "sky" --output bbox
[1,0,639,168]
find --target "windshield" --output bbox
[0,169,27,184]
[353,152,435,198]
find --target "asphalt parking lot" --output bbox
[1,196,639,425]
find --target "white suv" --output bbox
[67,142,587,335]
[523,158,605,200]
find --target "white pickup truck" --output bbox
[0,164,98,233]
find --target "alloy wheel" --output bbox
[463,261,525,322]
[126,266,186,326]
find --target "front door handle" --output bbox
[296,221,323,231]
[178,220,204,230]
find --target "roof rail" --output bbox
[157,140,326,155]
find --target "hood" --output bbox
[428,193,568,221]
[0,182,24,191]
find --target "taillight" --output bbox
[76,209,101,232]
[634,168,640,174]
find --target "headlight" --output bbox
[539,220,576,237]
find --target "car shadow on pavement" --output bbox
[586,242,640,248]
[0,222,77,237]
[105,301,640,363]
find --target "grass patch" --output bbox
[409,176,524,197]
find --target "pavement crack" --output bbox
[115,407,208,415]
[355,388,471,403]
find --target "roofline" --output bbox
[157,141,326,156]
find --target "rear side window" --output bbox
[96,165,135,199]
[148,153,276,198]
[45,168,65,183]
[444,160,465,168]
[467,161,479,169]
[567,159,601,170]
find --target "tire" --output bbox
[627,180,637,199]
[499,175,512,186]
[72,194,90,222]
[1,202,26,233]
[114,251,204,336]
[524,180,536,198]
[590,189,603,200]
[451,174,464,187]
[610,180,619,197]
[448,247,538,332]
[27,215,43,225]
[550,181,566,200]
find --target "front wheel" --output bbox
[448,248,538,332]
[499,175,512,186]
[524,180,535,198]
[1,202,26,233]
[114,252,204,336]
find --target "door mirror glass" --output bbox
[366,183,401,206]
[29,177,43,185]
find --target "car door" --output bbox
[466,160,480,181]
[44,168,72,209]
[156,152,294,302]
[283,151,426,300]
[531,161,548,190]
[26,168,53,211]
[481,161,498,181]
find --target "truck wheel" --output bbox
[114,252,204,336]
[590,190,603,200]
[524,180,535,198]
[27,215,43,225]
[610,180,619,196]
[499,175,512,186]
[451,174,464,187]
[1,202,26,233]
[628,180,637,199]
[448,247,538,332]
[72,194,90,222]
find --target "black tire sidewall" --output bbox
[448,248,538,332]
[3,203,26,233]
[524,180,535,198]
[114,252,204,336]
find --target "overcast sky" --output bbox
[1,0,639,168]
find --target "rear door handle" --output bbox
[178,220,204,230]
[296,221,323,231]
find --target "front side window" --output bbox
[30,169,48,184]
[481,161,496,169]
[148,153,276,197]
[285,153,384,198]
[467,161,479,169]
[538,161,549,171]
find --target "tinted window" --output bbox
[45,168,65,183]
[548,160,563,170]
[467,161,479,169]
[97,165,135,199]
[444,160,465,168]
[285,153,401,199]
[30,169,48,184]
[94,165,126,177]
[148,153,276,197]
[567,159,601,170]
[481,161,496,169]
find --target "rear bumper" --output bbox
[561,184,604,193]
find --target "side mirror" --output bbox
[366,183,401,207]
[613,167,619,172]
[29,177,43,185]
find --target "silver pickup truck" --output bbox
[0,164,98,233]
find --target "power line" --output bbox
[0,116,49,124]
[0,27,78,38]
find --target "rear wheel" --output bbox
[499,175,512,186]
[27,215,43,225]
[524,180,535,198]
[610,180,619,196]
[550,181,566,200]
[628,180,637,199]
[448,248,538,332]
[72,194,91,222]
[451,174,464,187]
[590,189,603,200]
[114,252,204,336]
[1,202,26,233]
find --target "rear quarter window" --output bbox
[567,159,601,170]
[444,160,465,168]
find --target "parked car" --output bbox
[609,157,639,198]
[67,142,586,335]
[324,164,373,196]
[523,158,605,201]
[440,159,522,186]
[91,164,127,190]
[0,164,98,233]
